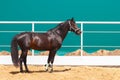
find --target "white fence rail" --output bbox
[0,21,120,65]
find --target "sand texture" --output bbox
[0,65,120,80]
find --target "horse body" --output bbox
[16,23,69,51]
[17,32,56,50]
[11,18,81,72]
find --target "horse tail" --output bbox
[11,36,19,67]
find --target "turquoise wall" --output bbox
[0,0,120,21]
[0,0,120,55]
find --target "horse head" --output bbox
[68,18,81,35]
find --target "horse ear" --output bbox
[71,17,74,21]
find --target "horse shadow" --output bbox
[9,68,71,75]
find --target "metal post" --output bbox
[80,23,83,56]
[32,23,35,32]
[32,23,35,56]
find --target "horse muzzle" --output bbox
[75,29,81,35]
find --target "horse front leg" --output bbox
[45,50,56,73]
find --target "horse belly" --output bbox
[30,39,51,50]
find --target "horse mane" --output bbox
[47,22,66,34]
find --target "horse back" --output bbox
[16,32,62,51]
[31,32,62,50]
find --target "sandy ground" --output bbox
[0,65,120,80]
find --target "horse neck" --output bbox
[47,22,70,41]
[56,23,69,41]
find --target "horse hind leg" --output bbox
[23,50,29,72]
[19,50,29,72]
[19,52,24,72]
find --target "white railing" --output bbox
[0,21,120,65]
[0,21,81,56]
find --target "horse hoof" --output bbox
[48,68,53,73]
[45,69,48,72]
[49,70,53,73]
[25,70,29,73]
[20,70,24,73]
[44,64,48,72]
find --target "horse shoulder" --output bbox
[48,32,62,49]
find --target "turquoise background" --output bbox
[0,0,120,55]
[0,0,120,21]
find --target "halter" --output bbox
[68,21,80,32]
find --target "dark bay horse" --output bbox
[11,18,81,73]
